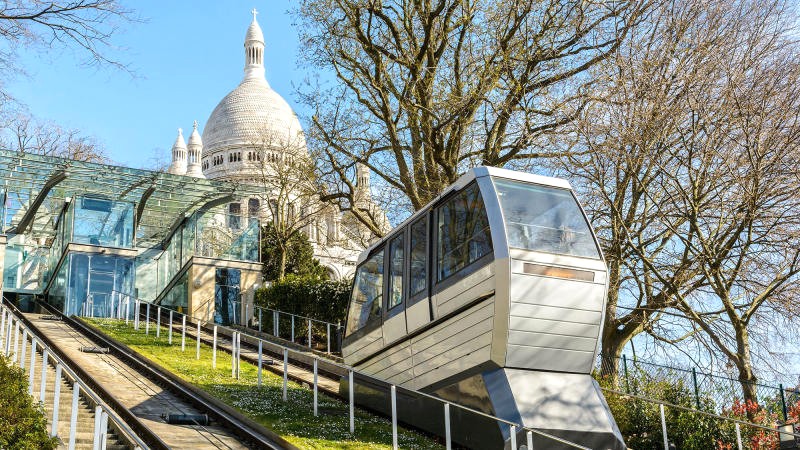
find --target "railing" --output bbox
[234,300,343,355]
[599,354,800,423]
[0,301,150,450]
[135,301,589,449]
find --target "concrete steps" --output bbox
[20,339,132,450]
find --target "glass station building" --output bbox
[0,150,263,324]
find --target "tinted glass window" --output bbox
[388,235,404,310]
[409,218,427,296]
[494,178,600,259]
[346,250,384,335]
[437,183,493,281]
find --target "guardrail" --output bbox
[599,354,800,423]
[237,301,343,355]
[0,300,150,450]
[132,300,589,449]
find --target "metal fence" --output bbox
[138,301,589,450]
[0,302,149,450]
[598,354,800,422]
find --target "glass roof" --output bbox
[0,150,265,248]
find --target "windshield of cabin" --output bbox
[493,178,600,259]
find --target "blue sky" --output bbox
[7,0,304,169]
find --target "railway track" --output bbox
[14,301,294,450]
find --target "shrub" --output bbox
[0,355,58,449]
[255,274,351,328]
[597,369,736,449]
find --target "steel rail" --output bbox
[36,300,295,450]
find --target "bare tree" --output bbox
[296,0,648,232]
[566,0,800,401]
[0,112,108,162]
[243,130,335,280]
[0,1,135,100]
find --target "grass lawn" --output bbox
[83,319,441,450]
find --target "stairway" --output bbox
[22,341,131,449]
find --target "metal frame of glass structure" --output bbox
[0,150,263,320]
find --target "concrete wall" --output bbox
[187,256,262,324]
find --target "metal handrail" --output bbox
[602,387,800,439]
[0,301,150,450]
[144,302,589,449]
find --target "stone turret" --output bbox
[185,121,205,178]
[167,128,187,175]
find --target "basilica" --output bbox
[164,11,385,281]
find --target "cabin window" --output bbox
[494,178,600,259]
[409,217,427,296]
[436,183,493,281]
[387,234,404,310]
[346,250,384,335]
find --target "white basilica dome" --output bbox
[202,77,305,154]
[199,12,307,181]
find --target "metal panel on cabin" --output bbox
[382,311,407,347]
[434,265,495,318]
[507,344,595,373]
[509,303,601,324]
[405,299,431,333]
[508,273,605,311]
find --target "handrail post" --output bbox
[510,425,516,450]
[258,307,262,333]
[69,383,80,450]
[40,347,48,402]
[291,315,295,342]
[308,319,312,349]
[527,430,533,450]
[28,339,37,395]
[349,369,355,433]
[660,403,668,450]
[313,357,318,416]
[735,423,743,450]
[212,326,218,369]
[327,323,331,354]
[181,315,186,351]
[168,310,173,344]
[145,303,150,335]
[93,405,102,450]
[156,307,161,338]
[257,340,263,386]
[282,348,288,401]
[444,403,451,450]
[51,363,62,437]
[391,385,398,450]
[12,321,19,363]
[196,322,201,360]
[273,310,278,337]
[20,328,27,370]
[231,332,238,378]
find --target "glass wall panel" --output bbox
[3,238,47,292]
[161,271,188,312]
[194,209,259,262]
[72,196,134,248]
[436,183,492,281]
[62,253,135,318]
[214,268,240,325]
[135,248,161,302]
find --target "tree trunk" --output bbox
[734,326,760,419]
[277,245,287,281]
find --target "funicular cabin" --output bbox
[342,167,625,449]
